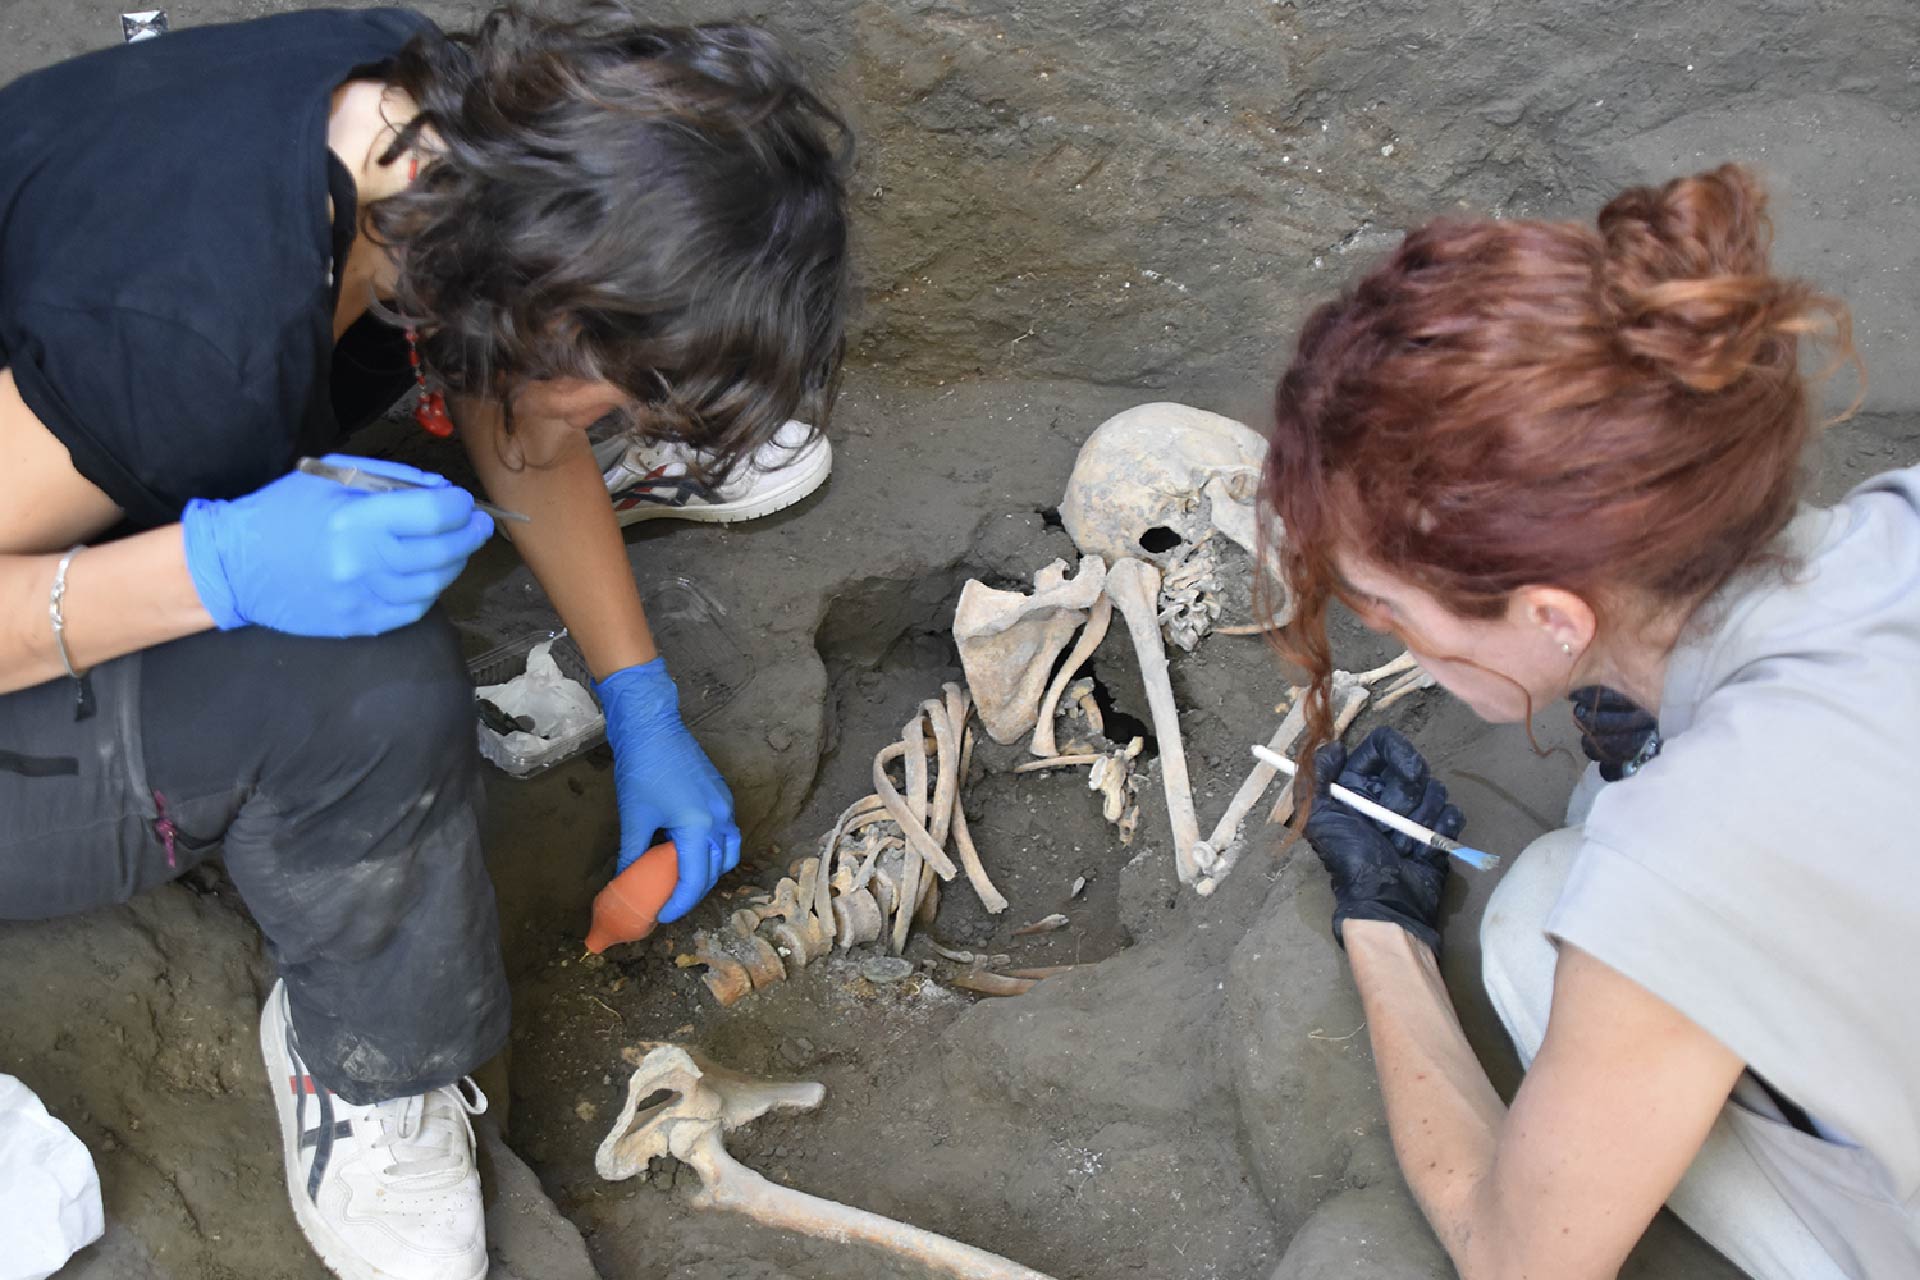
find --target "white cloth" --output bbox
[1482,830,1850,1280]
[0,1073,103,1279]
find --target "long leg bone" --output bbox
[599,1046,1057,1280]
[1029,595,1113,758]
[1104,558,1203,883]
[1191,695,1309,889]
[1192,677,1377,895]
[1373,665,1436,712]
[1354,650,1419,687]
[1264,675,1371,826]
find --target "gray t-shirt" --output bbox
[1547,465,1920,1279]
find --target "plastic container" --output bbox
[644,576,751,728]
[468,629,606,778]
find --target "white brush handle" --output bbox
[1249,744,1497,869]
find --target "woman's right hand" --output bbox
[1305,726,1464,955]
[180,455,492,637]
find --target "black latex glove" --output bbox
[1305,726,1464,954]
[1569,686,1660,782]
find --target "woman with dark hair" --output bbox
[0,5,848,1276]
[1265,165,1917,1279]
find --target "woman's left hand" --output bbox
[596,657,741,922]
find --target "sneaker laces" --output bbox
[365,1078,488,1185]
[601,422,818,495]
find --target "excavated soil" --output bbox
[3,1,1918,1277]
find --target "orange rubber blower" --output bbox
[585,840,679,954]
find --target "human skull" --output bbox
[1060,403,1269,568]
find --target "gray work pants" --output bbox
[0,614,509,1105]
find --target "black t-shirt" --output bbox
[0,7,433,530]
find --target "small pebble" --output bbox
[1070,876,1087,898]
[860,955,915,984]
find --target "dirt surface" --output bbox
[2,2,1917,1278]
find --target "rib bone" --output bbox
[872,740,959,882]
[598,1046,1056,1280]
[944,683,1009,914]
[1029,595,1113,758]
[921,698,959,850]
[1104,557,1203,882]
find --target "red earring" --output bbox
[399,157,454,438]
[405,329,456,438]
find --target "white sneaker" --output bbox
[597,419,831,526]
[260,981,489,1280]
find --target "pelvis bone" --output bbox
[955,557,1106,745]
[598,1045,1056,1280]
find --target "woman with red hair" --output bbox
[1266,164,1917,1279]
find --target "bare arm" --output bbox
[454,398,656,680]
[0,369,213,692]
[1344,919,1745,1280]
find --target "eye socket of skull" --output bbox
[1137,526,1184,555]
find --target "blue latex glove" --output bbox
[181,455,492,637]
[596,657,741,922]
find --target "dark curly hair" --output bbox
[364,1,852,483]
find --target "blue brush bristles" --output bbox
[1449,845,1499,871]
